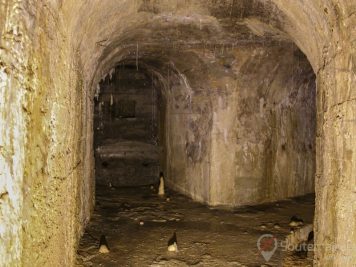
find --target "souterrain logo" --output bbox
[257,234,278,262]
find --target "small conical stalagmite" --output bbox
[158,172,165,196]
[167,232,178,252]
[289,215,304,227]
[99,235,110,254]
[110,94,114,106]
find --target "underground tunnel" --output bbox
[0,1,355,266]
[81,32,317,266]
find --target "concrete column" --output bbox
[209,86,238,206]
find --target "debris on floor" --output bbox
[77,185,314,266]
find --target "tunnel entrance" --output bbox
[94,64,165,188]
[79,41,317,266]
[78,2,318,267]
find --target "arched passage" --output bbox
[0,0,355,266]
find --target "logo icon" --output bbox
[257,234,278,262]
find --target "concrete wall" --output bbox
[164,45,316,206]
[0,2,92,266]
[165,62,213,203]
[209,46,316,206]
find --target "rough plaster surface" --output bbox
[0,0,355,266]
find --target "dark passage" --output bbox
[94,65,164,187]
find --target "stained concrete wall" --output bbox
[209,46,316,206]
[165,59,213,203]
[0,1,94,266]
[314,49,356,267]
[163,45,316,206]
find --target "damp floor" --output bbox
[76,185,314,267]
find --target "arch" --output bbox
[0,1,354,266]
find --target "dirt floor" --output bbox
[76,185,314,267]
